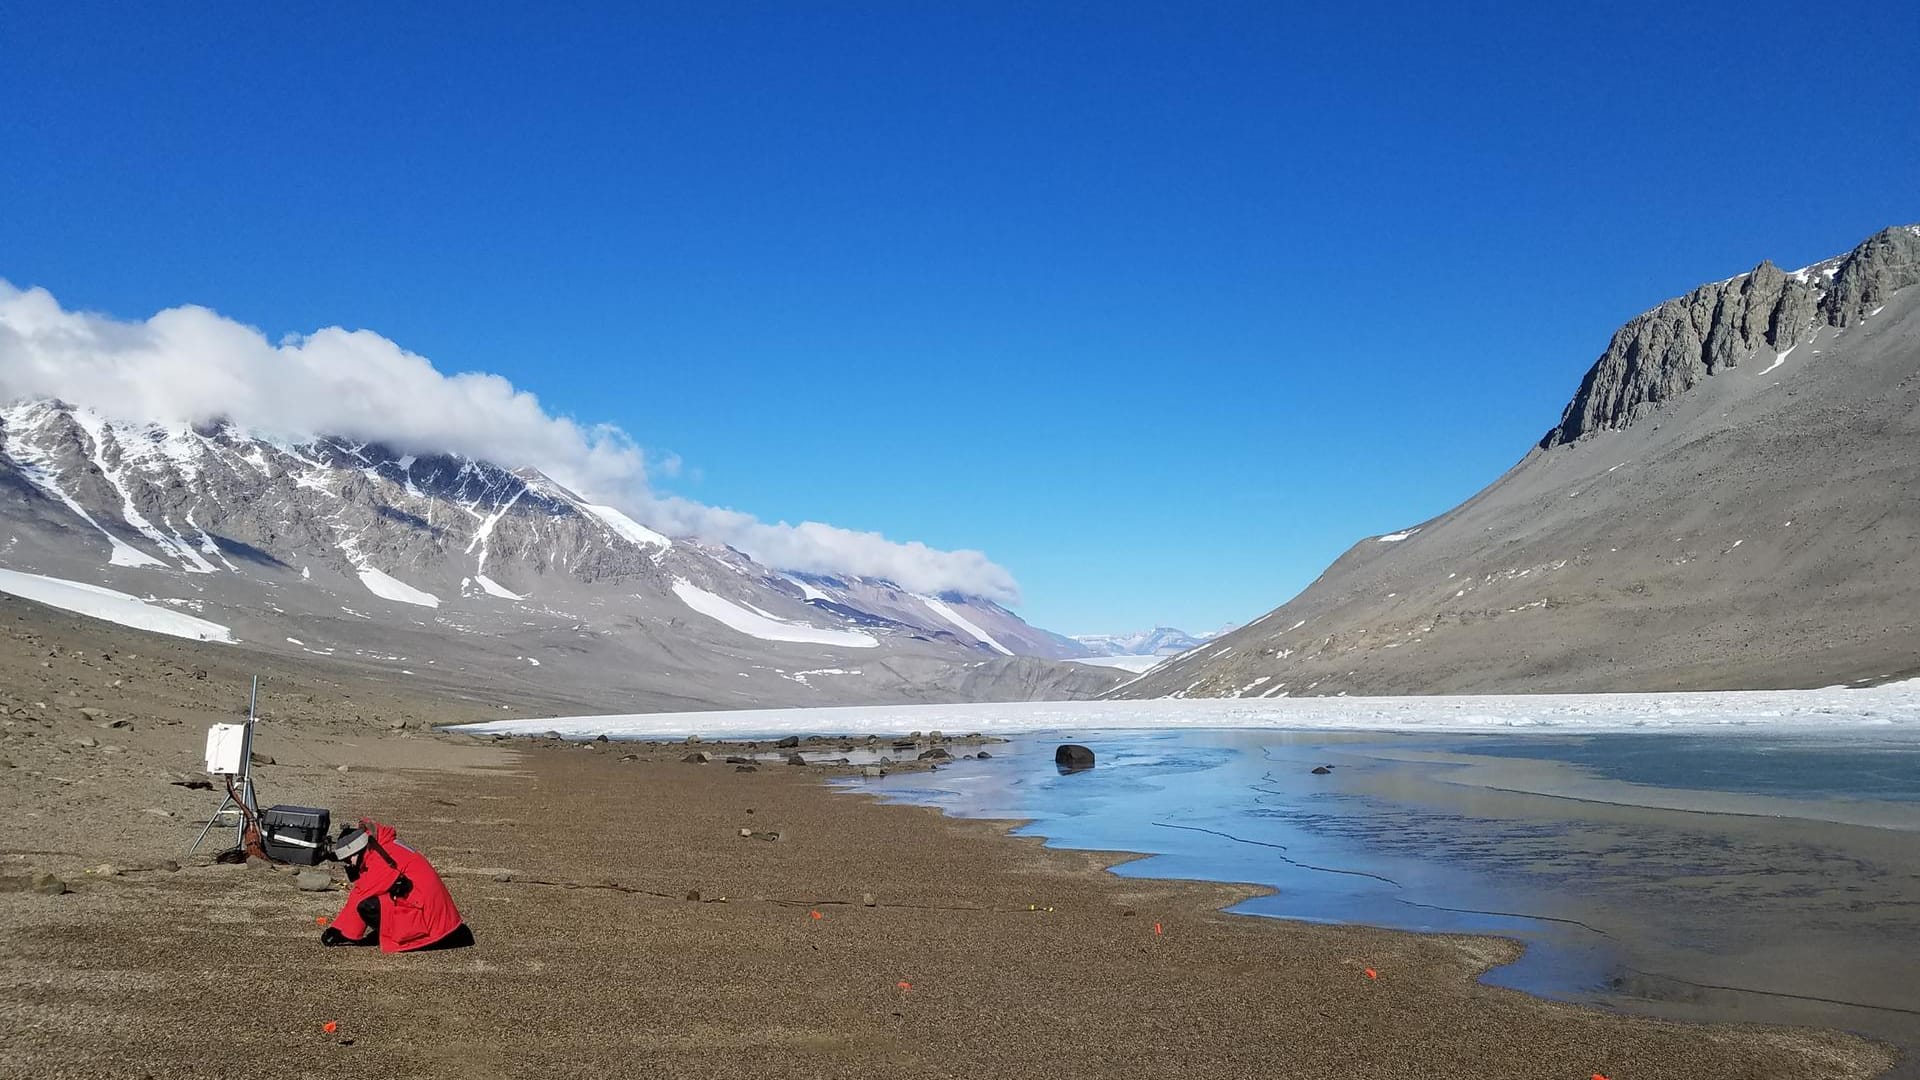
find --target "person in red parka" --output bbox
[320,820,472,952]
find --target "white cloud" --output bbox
[0,280,1021,603]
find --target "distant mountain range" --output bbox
[1116,225,1920,698]
[1072,626,1231,657]
[0,400,1121,709]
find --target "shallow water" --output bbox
[846,729,1920,1062]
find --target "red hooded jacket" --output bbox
[328,821,464,952]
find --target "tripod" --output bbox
[189,677,261,856]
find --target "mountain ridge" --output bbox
[0,399,1120,709]
[1115,224,1920,699]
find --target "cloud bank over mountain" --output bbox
[0,280,1020,602]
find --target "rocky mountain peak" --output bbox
[1543,225,1920,448]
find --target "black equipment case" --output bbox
[260,804,331,865]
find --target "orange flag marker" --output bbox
[1153,922,1163,936]
[896,981,912,992]
[322,1021,338,1034]
[1364,968,1378,980]
[314,916,328,926]
[810,910,823,920]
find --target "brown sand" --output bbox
[0,598,1898,1079]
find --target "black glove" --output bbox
[320,927,348,946]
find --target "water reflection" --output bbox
[843,728,1920,1057]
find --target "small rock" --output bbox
[724,756,752,764]
[74,736,98,748]
[249,751,275,766]
[78,707,104,720]
[245,856,271,871]
[0,759,13,769]
[141,808,174,818]
[786,754,806,766]
[160,860,180,872]
[775,735,801,749]
[976,751,992,760]
[684,734,702,745]
[618,754,639,762]
[90,863,118,878]
[738,828,753,838]
[891,741,916,751]
[32,872,68,896]
[293,869,332,892]
[734,765,758,772]
[928,730,943,742]
[683,752,711,764]
[761,829,784,842]
[1310,765,1333,776]
[908,731,923,740]
[685,889,702,902]
[917,748,951,761]
[878,756,893,765]
[543,730,564,740]
[862,892,877,907]
[493,871,514,882]
[595,734,610,743]
[100,745,125,755]
[95,718,130,729]
[861,766,886,778]
[336,764,352,773]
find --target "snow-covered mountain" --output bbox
[1073,625,1229,657]
[0,400,1122,709]
[1115,225,1920,698]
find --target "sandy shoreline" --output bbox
[0,603,1901,1079]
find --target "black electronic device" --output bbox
[260,804,332,865]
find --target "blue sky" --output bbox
[2,3,1915,634]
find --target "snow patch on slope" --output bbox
[582,503,670,551]
[0,567,235,642]
[671,579,876,648]
[918,594,1013,655]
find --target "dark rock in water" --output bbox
[775,735,801,749]
[976,751,992,760]
[786,754,806,766]
[734,765,758,772]
[1055,744,1096,772]
[917,748,951,761]
[1311,765,1334,775]
[594,734,609,743]
[683,751,712,764]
